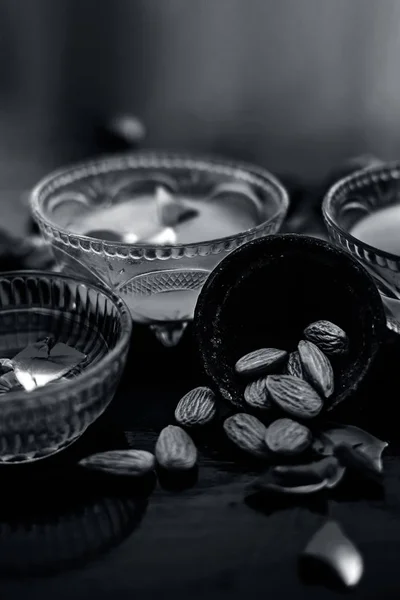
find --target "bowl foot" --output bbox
[0,434,82,465]
[150,321,188,347]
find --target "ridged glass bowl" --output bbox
[0,271,131,464]
[30,152,289,346]
[322,162,400,334]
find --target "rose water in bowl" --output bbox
[31,152,289,346]
[0,271,131,464]
[323,162,400,334]
[350,205,400,255]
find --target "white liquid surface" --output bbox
[66,195,259,244]
[123,289,200,323]
[351,205,400,255]
[351,205,400,330]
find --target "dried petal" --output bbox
[321,424,388,473]
[273,456,345,489]
[0,371,23,394]
[311,435,335,457]
[12,340,86,390]
[301,521,363,587]
[252,476,329,496]
[334,443,383,484]
[0,358,14,374]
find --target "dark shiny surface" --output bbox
[0,323,399,598]
[0,151,397,597]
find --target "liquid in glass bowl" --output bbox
[0,271,131,463]
[323,162,400,334]
[30,152,289,346]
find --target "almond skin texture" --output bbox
[298,340,334,398]
[265,418,312,455]
[223,413,269,458]
[266,375,323,419]
[155,425,197,471]
[244,377,271,410]
[175,386,216,427]
[79,450,156,477]
[303,320,349,356]
[235,348,287,378]
[286,351,304,379]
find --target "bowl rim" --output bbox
[194,232,386,408]
[322,160,400,263]
[30,150,290,251]
[0,269,132,403]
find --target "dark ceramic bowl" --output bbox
[194,234,386,411]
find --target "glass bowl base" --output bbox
[0,434,81,465]
[382,294,400,335]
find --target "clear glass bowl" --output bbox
[0,271,131,463]
[30,152,289,346]
[322,162,400,334]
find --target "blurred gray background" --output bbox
[0,0,399,233]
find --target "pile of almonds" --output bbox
[214,320,348,489]
[221,319,348,476]
[77,318,387,589]
[79,320,387,496]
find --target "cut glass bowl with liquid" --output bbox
[30,152,289,346]
[323,162,400,334]
[0,271,131,464]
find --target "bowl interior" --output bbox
[0,273,126,384]
[32,152,289,245]
[323,163,400,246]
[195,234,386,409]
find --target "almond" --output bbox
[155,425,197,471]
[303,320,349,356]
[244,377,270,410]
[235,348,287,378]
[265,418,312,455]
[175,386,216,427]
[298,340,334,398]
[266,375,323,419]
[79,449,155,476]
[223,413,268,458]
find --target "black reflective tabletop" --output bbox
[0,322,399,600]
[0,146,398,598]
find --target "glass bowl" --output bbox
[30,152,289,346]
[0,271,131,464]
[194,234,386,411]
[322,162,400,334]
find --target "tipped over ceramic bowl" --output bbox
[194,234,386,410]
